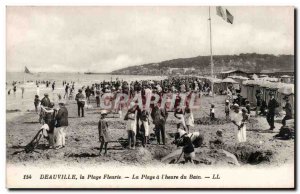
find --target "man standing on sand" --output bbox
[75,89,85,117]
[52,81,55,91]
[21,86,25,98]
[151,103,168,145]
[34,95,40,113]
[36,84,40,96]
[266,92,279,130]
[64,83,69,99]
[54,101,68,149]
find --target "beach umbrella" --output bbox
[278,84,294,95]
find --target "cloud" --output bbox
[6,6,294,72]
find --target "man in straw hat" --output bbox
[98,110,110,156]
[267,92,279,130]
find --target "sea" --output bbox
[6,72,167,112]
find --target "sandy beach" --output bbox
[6,94,294,167]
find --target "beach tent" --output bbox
[256,77,279,82]
[242,80,261,103]
[241,79,294,113]
[277,84,295,114]
[204,77,222,94]
[220,77,239,92]
[222,78,238,84]
[260,74,268,78]
[278,84,294,95]
[228,75,249,87]
[280,75,292,83]
[240,80,249,98]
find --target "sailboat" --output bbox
[23,66,32,84]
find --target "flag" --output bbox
[216,6,234,24]
[216,6,226,21]
[24,66,31,74]
[226,9,234,24]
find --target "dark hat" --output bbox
[44,93,49,96]
[283,96,289,100]
[216,130,223,137]
[242,108,247,113]
[49,102,55,108]
[78,89,82,92]
[58,101,65,105]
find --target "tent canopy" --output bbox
[228,75,249,80]
[222,78,238,83]
[280,75,291,78]
[205,77,222,83]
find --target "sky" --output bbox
[6,6,294,73]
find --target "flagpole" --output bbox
[208,6,214,97]
[208,6,214,78]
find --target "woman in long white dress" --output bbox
[230,104,247,143]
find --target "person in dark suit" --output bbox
[41,93,51,107]
[54,101,68,149]
[75,89,85,117]
[151,103,168,145]
[267,92,279,130]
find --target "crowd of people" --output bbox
[10,76,293,163]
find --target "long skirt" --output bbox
[236,125,246,143]
[185,113,194,127]
[126,119,137,134]
[142,121,150,136]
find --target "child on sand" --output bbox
[185,106,194,133]
[210,104,215,121]
[225,100,230,120]
[179,130,195,164]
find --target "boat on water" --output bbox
[84,72,108,75]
